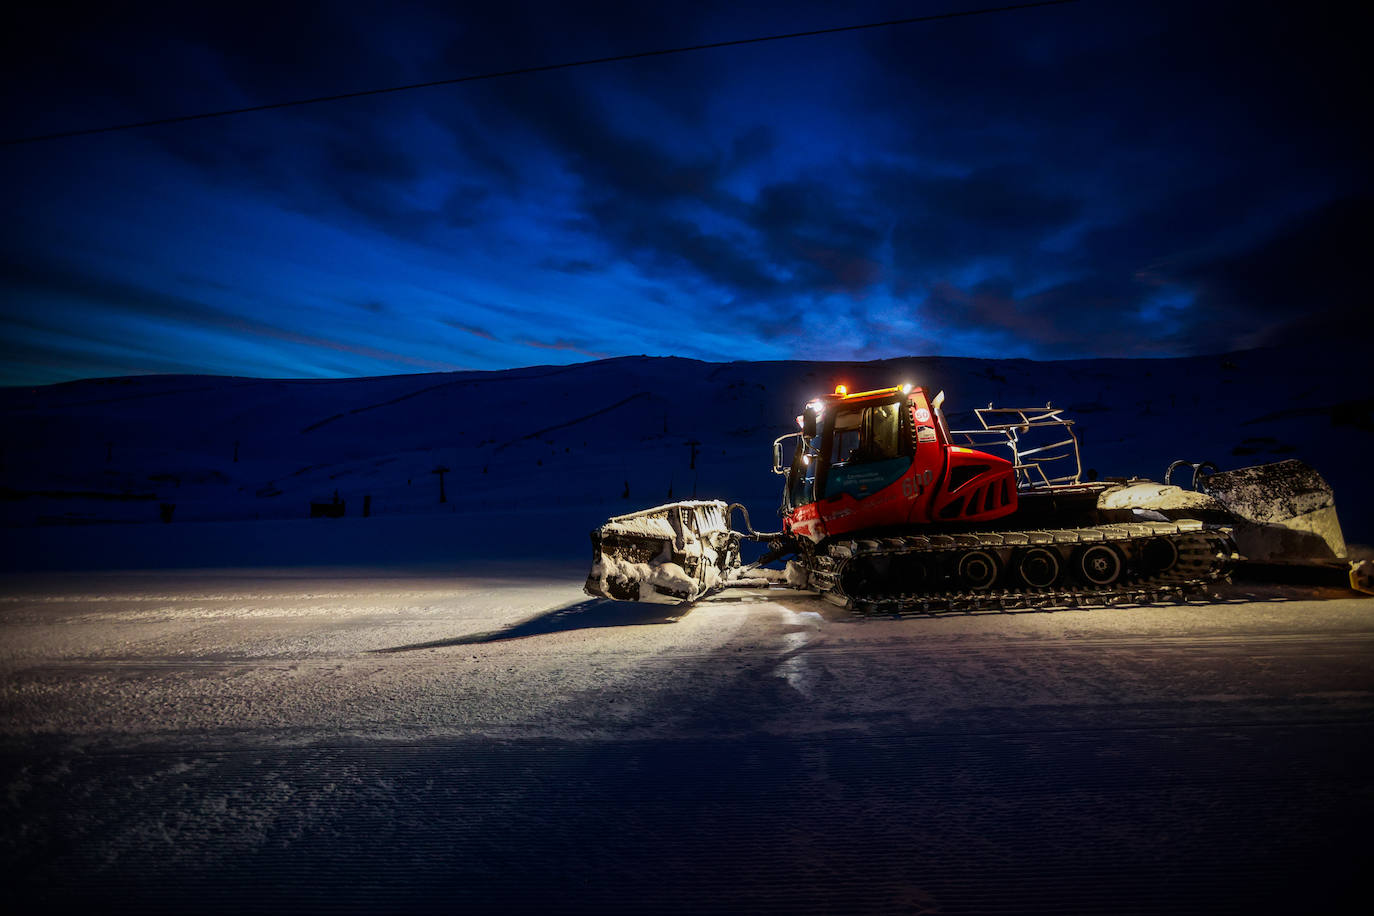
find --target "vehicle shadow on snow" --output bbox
[374,597,683,651]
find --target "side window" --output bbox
[830,412,862,465]
[789,443,816,506]
[865,403,900,461]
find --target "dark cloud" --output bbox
[913,275,1151,359]
[882,194,1373,361]
[0,255,468,380]
[437,185,493,228]
[587,200,776,296]
[728,125,775,169]
[1174,195,1373,350]
[538,258,600,275]
[865,163,1083,286]
[746,178,885,294]
[443,320,497,341]
[517,337,608,359]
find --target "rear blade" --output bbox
[1204,459,1348,564]
[584,500,743,604]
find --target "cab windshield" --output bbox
[830,400,902,466]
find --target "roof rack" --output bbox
[948,403,1083,488]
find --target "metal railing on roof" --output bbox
[947,404,1083,488]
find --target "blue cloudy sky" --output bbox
[2,0,1367,384]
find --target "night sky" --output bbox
[2,0,1367,386]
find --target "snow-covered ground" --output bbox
[3,343,1371,573]
[1,567,1370,913]
[2,569,1369,744]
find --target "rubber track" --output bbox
[805,520,1237,615]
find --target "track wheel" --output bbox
[1076,543,1123,587]
[842,555,891,598]
[1014,547,1061,589]
[957,549,1000,591]
[1139,537,1179,575]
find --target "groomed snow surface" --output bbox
[2,558,1371,914]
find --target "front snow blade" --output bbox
[585,500,743,604]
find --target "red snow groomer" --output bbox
[585,383,1367,611]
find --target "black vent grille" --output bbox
[946,464,989,491]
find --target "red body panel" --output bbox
[929,446,1018,523]
[783,386,1018,543]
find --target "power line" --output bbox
[4,1,1078,147]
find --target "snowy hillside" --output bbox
[2,344,1370,570]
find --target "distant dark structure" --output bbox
[310,490,345,518]
[431,466,450,504]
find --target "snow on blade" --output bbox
[585,500,741,604]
